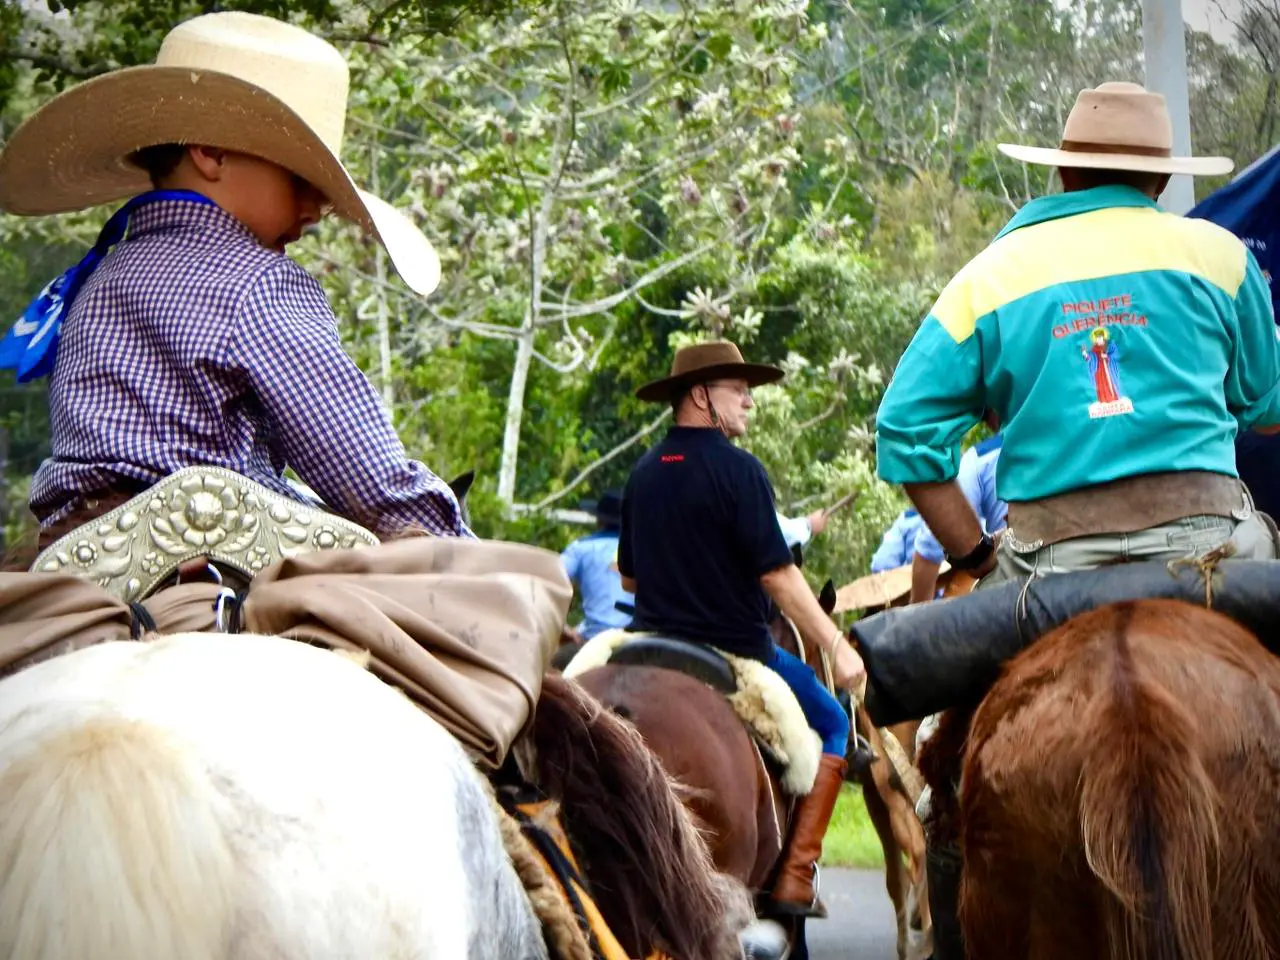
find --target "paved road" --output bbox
[804,868,899,960]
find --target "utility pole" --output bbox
[1142,0,1196,214]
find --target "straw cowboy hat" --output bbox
[997,81,1233,177]
[0,12,440,296]
[636,340,784,403]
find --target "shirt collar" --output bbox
[124,195,263,247]
[994,185,1160,242]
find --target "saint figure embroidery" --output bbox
[1082,327,1133,418]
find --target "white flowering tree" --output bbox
[311,0,832,513]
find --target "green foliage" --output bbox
[821,784,885,869]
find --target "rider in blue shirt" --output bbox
[869,509,925,573]
[560,491,635,639]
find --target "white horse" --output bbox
[0,632,549,960]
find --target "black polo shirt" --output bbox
[617,426,794,661]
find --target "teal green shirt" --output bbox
[875,186,1280,502]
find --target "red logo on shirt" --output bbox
[660,455,685,463]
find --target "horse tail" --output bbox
[529,671,750,960]
[1078,605,1220,960]
[0,716,236,960]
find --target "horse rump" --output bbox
[0,711,235,960]
[961,600,1279,960]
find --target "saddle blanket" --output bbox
[563,629,822,795]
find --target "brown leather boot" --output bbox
[771,753,848,917]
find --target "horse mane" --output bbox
[527,672,751,960]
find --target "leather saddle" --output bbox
[609,634,737,693]
[606,634,875,773]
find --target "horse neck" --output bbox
[768,611,829,679]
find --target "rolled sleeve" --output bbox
[875,311,985,485]
[776,512,812,549]
[228,262,471,538]
[870,516,909,571]
[1226,250,1280,431]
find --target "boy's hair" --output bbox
[129,144,187,187]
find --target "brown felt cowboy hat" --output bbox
[636,340,784,403]
[998,81,1233,177]
[0,12,440,295]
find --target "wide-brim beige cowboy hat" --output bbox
[0,11,440,296]
[997,81,1233,177]
[636,340,784,403]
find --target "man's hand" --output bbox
[806,509,829,537]
[760,563,864,695]
[831,634,867,696]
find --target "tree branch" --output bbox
[796,395,845,431]
[537,224,758,321]
[526,409,672,511]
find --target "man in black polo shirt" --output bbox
[618,340,867,917]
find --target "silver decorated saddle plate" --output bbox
[31,466,380,601]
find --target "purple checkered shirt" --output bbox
[31,197,472,538]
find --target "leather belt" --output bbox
[1007,470,1253,549]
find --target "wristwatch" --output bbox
[947,532,995,572]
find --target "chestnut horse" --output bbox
[571,584,927,960]
[925,599,1280,959]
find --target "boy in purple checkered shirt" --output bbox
[0,12,470,541]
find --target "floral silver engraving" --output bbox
[31,467,380,601]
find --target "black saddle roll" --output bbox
[855,559,1280,727]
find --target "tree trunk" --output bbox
[498,318,536,503]
[372,149,394,409]
[497,136,561,505]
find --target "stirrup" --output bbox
[848,731,878,776]
[31,466,379,601]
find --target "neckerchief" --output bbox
[0,190,217,382]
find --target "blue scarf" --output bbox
[0,190,217,383]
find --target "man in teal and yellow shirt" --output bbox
[876,81,1280,960]
[877,82,1280,593]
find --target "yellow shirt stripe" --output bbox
[931,206,1249,342]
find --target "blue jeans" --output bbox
[766,644,850,755]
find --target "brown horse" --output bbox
[924,599,1280,960]
[571,587,925,959]
[525,670,757,960]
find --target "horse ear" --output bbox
[790,544,805,569]
[448,470,476,503]
[819,579,837,615]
